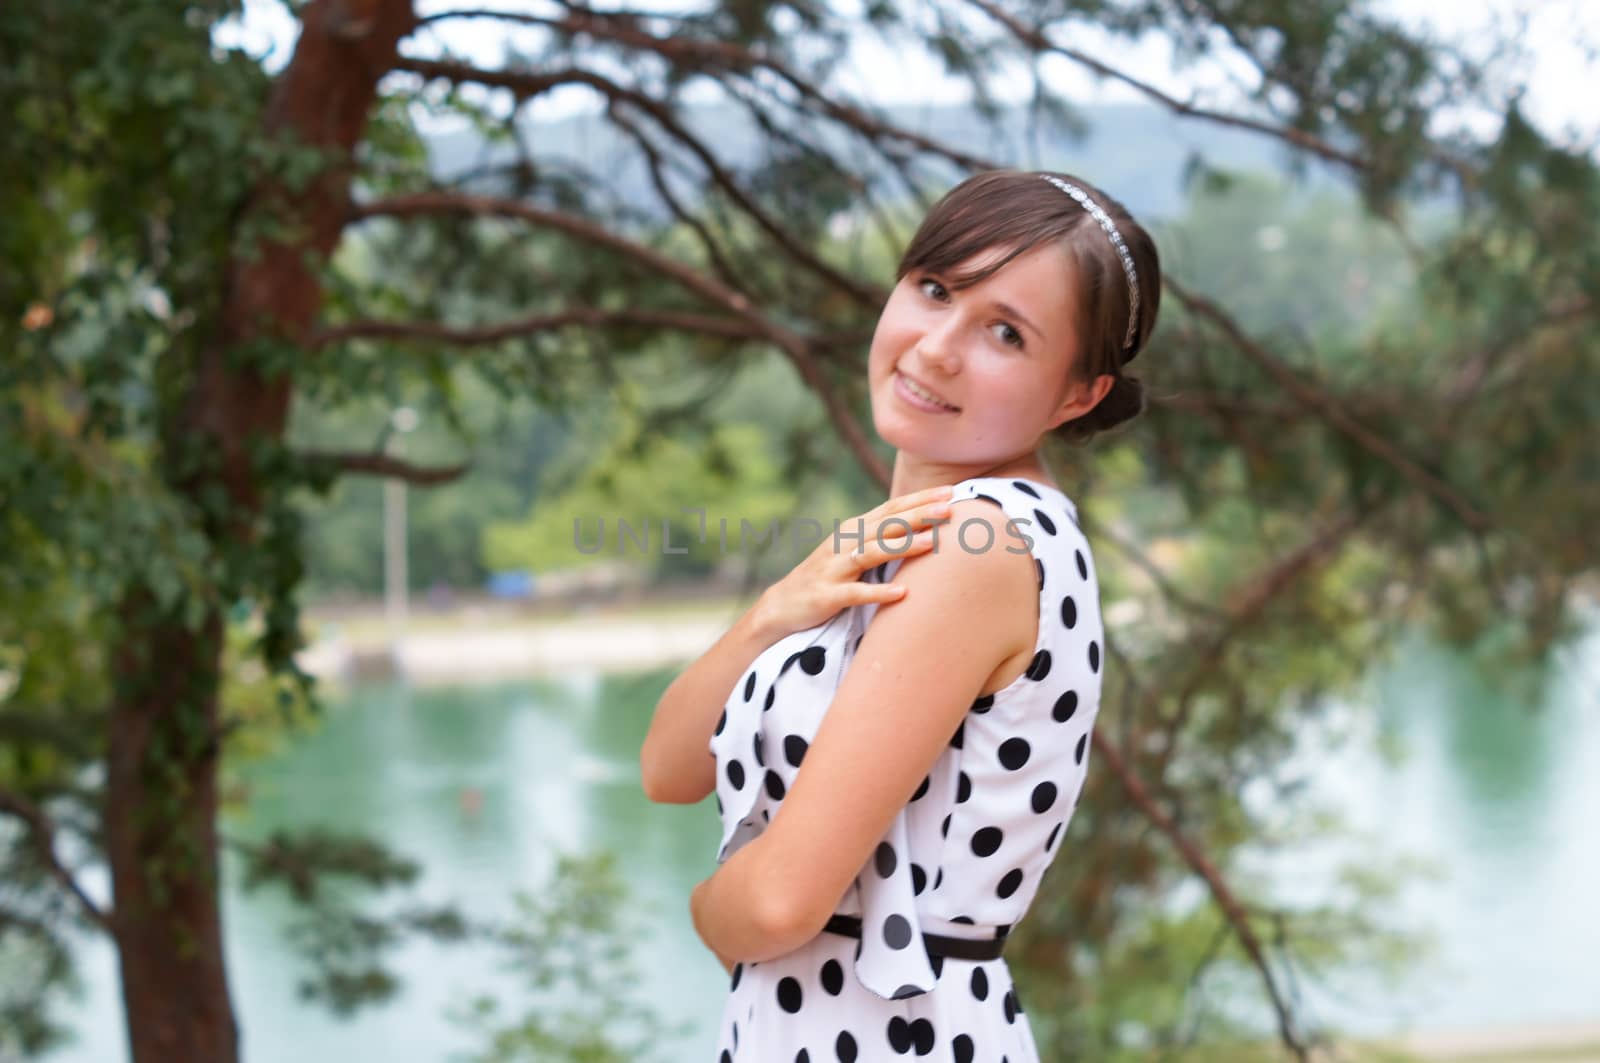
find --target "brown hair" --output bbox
[896,169,1161,443]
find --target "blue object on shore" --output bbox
[486,570,536,599]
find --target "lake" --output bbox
[44,619,1600,1060]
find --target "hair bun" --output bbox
[1054,372,1145,444]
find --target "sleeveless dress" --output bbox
[705,476,1105,1062]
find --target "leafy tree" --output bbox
[2,1,1596,1061]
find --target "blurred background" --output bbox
[2,1,1597,1061]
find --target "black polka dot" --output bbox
[1034,508,1056,535]
[1031,781,1058,813]
[998,737,1031,770]
[940,814,951,838]
[821,959,844,995]
[971,694,994,714]
[721,1051,732,1063]
[970,966,989,1001]
[875,841,897,878]
[1034,558,1045,590]
[777,976,802,1013]
[727,760,745,790]
[956,772,972,803]
[1060,595,1077,628]
[933,868,944,889]
[785,734,808,766]
[1053,690,1078,722]
[1089,640,1100,672]
[911,774,929,801]
[800,646,826,674]
[743,672,756,701]
[883,914,912,949]
[1076,549,1088,580]
[1046,821,1063,851]
[731,962,743,990]
[997,868,1024,898]
[764,686,776,711]
[930,954,944,978]
[1004,988,1017,1023]
[911,863,927,895]
[1076,733,1088,764]
[796,1050,811,1063]
[887,1016,911,1053]
[836,1030,858,1062]
[1012,480,1040,498]
[953,1034,975,1063]
[971,827,1003,857]
[951,915,974,924]
[715,794,723,814]
[765,769,786,799]
[1025,650,1052,681]
[714,709,727,735]
[891,984,922,1000]
[949,722,964,749]
[753,732,764,766]
[909,1018,935,1055]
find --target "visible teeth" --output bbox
[902,374,956,410]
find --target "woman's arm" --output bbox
[640,599,783,804]
[687,500,1034,961]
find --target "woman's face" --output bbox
[868,241,1092,464]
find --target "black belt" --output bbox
[822,913,1008,961]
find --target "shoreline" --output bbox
[298,592,750,687]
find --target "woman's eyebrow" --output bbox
[992,300,1044,340]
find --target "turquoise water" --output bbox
[44,622,1600,1060]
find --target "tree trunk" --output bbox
[104,2,417,1059]
[106,607,237,1063]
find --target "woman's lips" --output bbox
[894,371,960,413]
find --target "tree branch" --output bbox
[969,0,1371,174]
[296,450,470,486]
[310,305,766,348]
[0,787,116,936]
[392,55,887,309]
[1164,275,1490,532]
[1088,734,1311,1061]
[348,190,891,488]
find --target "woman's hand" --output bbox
[754,483,955,637]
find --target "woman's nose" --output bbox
[917,316,963,373]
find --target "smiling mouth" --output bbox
[895,371,960,411]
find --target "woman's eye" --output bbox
[918,277,948,301]
[993,322,1024,348]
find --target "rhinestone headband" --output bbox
[1039,174,1141,353]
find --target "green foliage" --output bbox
[2,0,1597,1059]
[448,851,689,1063]
[482,411,800,583]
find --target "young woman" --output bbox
[640,169,1161,1061]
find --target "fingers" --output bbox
[868,526,939,565]
[874,483,957,518]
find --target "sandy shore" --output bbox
[298,598,743,686]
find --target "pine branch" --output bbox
[348,191,891,488]
[295,450,469,486]
[310,305,765,348]
[1165,275,1491,532]
[0,788,116,937]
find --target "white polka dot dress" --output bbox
[706,477,1105,1061]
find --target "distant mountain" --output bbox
[423,100,1349,222]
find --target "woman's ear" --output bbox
[1049,372,1116,430]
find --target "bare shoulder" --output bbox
[884,496,1037,652]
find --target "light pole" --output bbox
[384,406,419,664]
